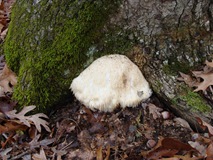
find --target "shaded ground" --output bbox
[48,95,197,159]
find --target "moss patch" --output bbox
[162,61,191,76]
[4,0,121,112]
[173,89,211,113]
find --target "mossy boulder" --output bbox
[4,0,121,112]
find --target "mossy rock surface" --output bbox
[4,0,121,112]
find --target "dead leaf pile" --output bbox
[42,100,213,159]
[0,106,52,159]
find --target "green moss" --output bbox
[173,89,211,113]
[99,26,135,55]
[4,0,121,112]
[162,59,191,76]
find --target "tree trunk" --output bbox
[109,0,213,129]
[3,0,213,129]
[3,0,121,112]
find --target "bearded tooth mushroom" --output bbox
[70,54,152,112]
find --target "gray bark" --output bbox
[109,0,213,130]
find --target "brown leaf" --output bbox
[32,148,47,160]
[0,120,27,134]
[205,60,213,68]
[196,117,213,135]
[1,132,17,149]
[192,71,213,92]
[51,146,67,160]
[97,146,103,160]
[0,0,4,10]
[28,113,50,132]
[67,148,95,160]
[178,72,198,87]
[161,138,196,151]
[174,117,193,131]
[0,64,17,94]
[105,145,110,160]
[29,134,54,150]
[5,105,50,132]
[145,138,198,159]
[146,148,178,159]
[0,28,7,39]
[206,142,213,160]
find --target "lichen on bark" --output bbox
[4,0,121,112]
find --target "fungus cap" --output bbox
[70,54,152,112]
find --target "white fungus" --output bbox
[70,54,152,112]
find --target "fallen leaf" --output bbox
[105,145,110,160]
[67,148,95,160]
[32,148,47,160]
[192,71,213,92]
[147,103,163,119]
[27,113,50,132]
[205,60,213,68]
[0,28,7,39]
[206,142,213,160]
[29,134,54,150]
[96,146,103,160]
[0,147,12,160]
[178,72,198,87]
[188,141,206,156]
[0,121,28,134]
[0,64,17,94]
[161,138,196,151]
[146,148,178,159]
[1,132,15,148]
[5,105,50,132]
[174,117,193,131]
[145,138,197,159]
[51,146,67,160]
[196,117,213,135]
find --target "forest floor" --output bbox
[44,96,212,160]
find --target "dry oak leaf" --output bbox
[205,60,213,68]
[178,72,199,88]
[192,71,213,92]
[32,148,47,160]
[0,120,28,134]
[5,105,50,132]
[51,146,67,160]
[29,134,55,150]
